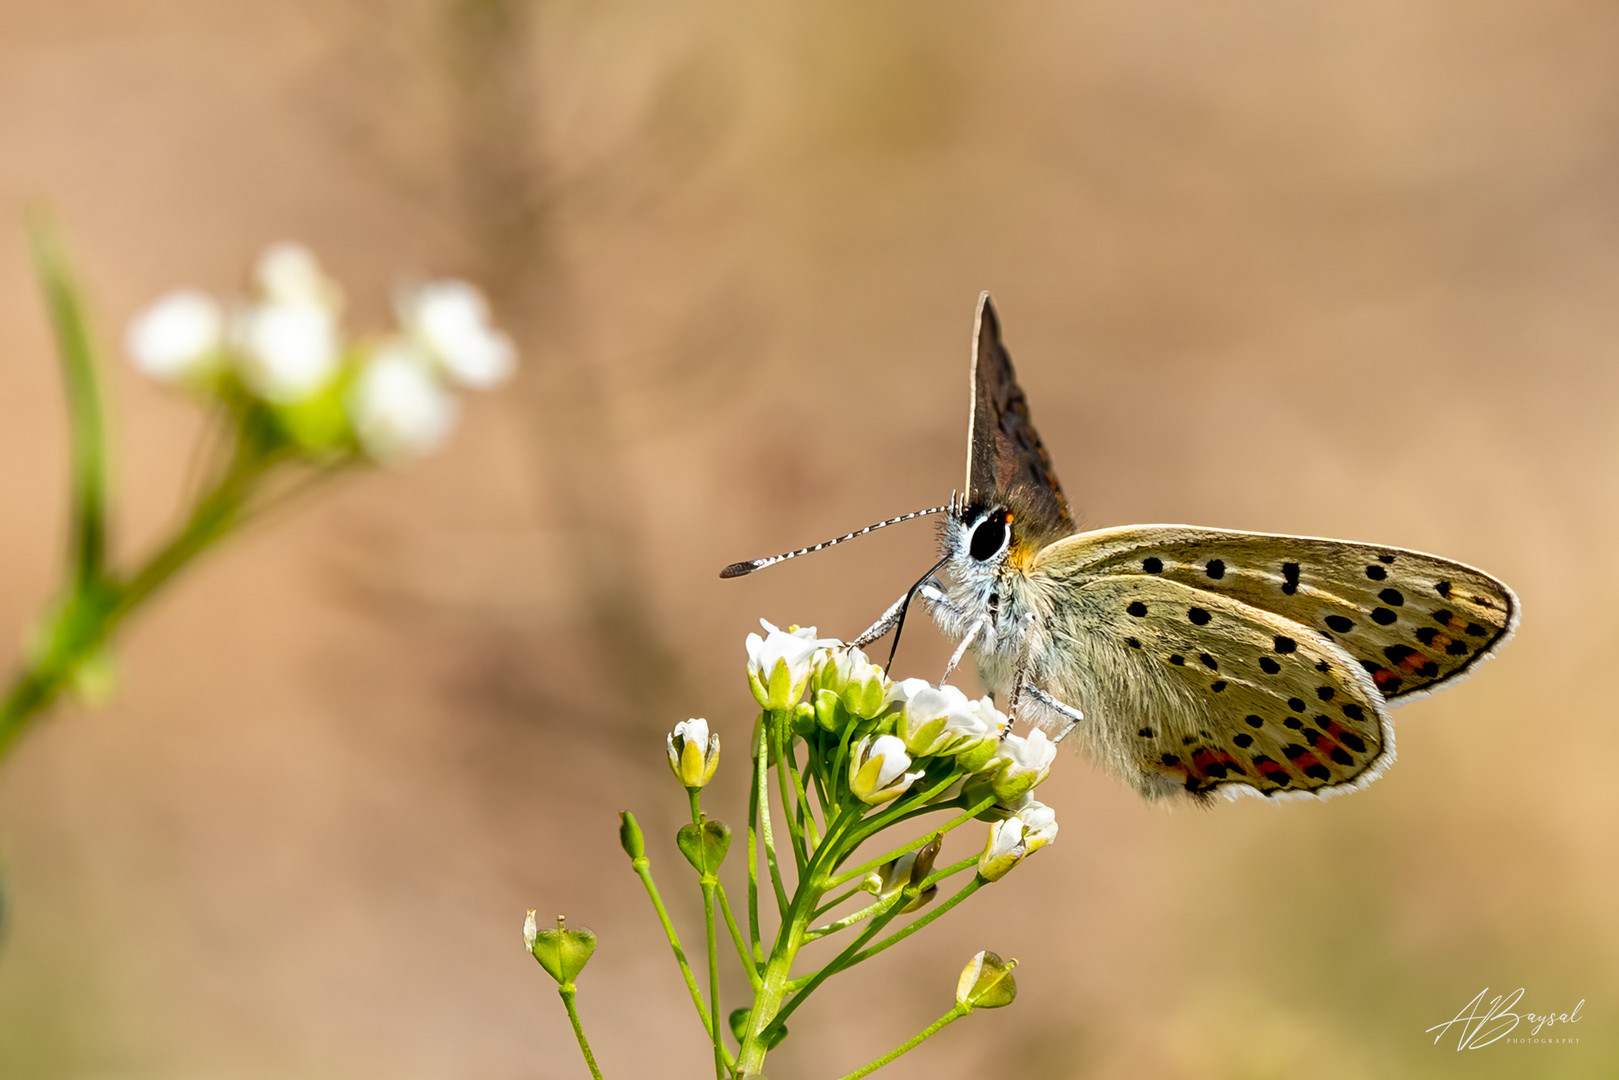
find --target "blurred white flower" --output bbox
[346,343,459,463]
[125,289,224,383]
[982,727,1057,801]
[254,242,342,310]
[849,734,924,805]
[399,280,516,389]
[236,301,340,403]
[666,717,721,789]
[746,620,837,711]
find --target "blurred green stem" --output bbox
[0,455,257,763]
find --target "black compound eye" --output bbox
[969,511,1012,561]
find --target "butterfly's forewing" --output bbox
[966,293,1073,541]
[1037,525,1519,702]
[1028,571,1394,799]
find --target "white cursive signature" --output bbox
[1426,988,1585,1050]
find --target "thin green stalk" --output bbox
[835,1003,970,1080]
[559,986,606,1080]
[810,880,870,921]
[755,719,790,915]
[746,717,763,964]
[764,899,903,1038]
[715,881,761,990]
[804,895,895,941]
[846,870,985,968]
[782,738,820,854]
[627,850,724,1052]
[733,803,866,1075]
[827,795,995,890]
[771,722,807,871]
[702,879,724,1080]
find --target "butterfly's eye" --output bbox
[969,510,1013,562]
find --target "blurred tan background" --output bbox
[0,2,1614,1077]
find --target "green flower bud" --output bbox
[525,911,597,986]
[813,688,849,734]
[618,811,646,860]
[979,728,1056,801]
[956,950,1018,1010]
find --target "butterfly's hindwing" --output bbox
[966,293,1073,541]
[1028,573,1393,799]
[1032,525,1518,704]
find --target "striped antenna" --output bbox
[719,501,952,579]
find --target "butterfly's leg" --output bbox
[850,576,965,649]
[1021,684,1085,743]
[850,591,910,649]
[940,616,987,684]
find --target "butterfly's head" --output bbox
[944,503,1037,591]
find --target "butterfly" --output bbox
[723,293,1519,802]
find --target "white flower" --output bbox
[347,343,459,463]
[849,734,924,805]
[746,619,838,711]
[978,816,1030,882]
[893,680,1001,758]
[1003,795,1058,854]
[981,727,1057,801]
[235,301,340,403]
[399,279,516,389]
[254,242,342,310]
[125,289,224,383]
[666,717,721,789]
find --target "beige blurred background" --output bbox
[0,2,1614,1077]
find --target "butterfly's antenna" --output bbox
[887,554,951,668]
[719,503,951,579]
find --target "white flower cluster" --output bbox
[743,618,1060,881]
[124,242,516,464]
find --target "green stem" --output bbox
[765,896,904,1038]
[628,853,721,1048]
[716,881,761,990]
[559,986,606,1080]
[733,804,864,1076]
[0,456,258,763]
[746,717,763,964]
[846,870,984,968]
[827,795,994,890]
[810,881,870,921]
[771,721,807,871]
[702,879,724,1080]
[756,719,789,915]
[835,1003,969,1080]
